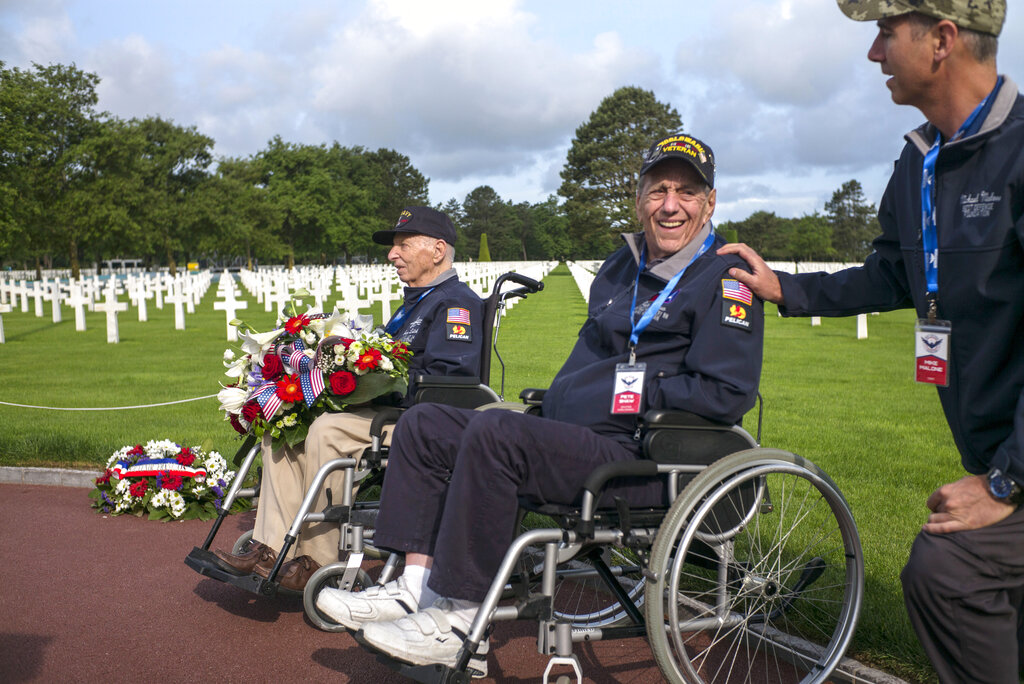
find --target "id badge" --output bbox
[611,362,646,415]
[915,319,951,387]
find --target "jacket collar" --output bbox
[906,75,1019,155]
[403,268,457,304]
[621,221,713,282]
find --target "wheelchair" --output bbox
[183,271,545,598]
[355,393,864,684]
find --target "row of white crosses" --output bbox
[0,271,212,343]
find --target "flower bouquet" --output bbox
[89,440,247,521]
[217,291,413,450]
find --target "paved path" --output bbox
[0,482,662,684]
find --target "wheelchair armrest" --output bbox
[519,388,546,405]
[641,409,757,465]
[370,407,405,439]
[413,374,483,387]
[581,460,659,499]
[642,408,733,429]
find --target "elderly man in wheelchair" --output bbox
[311,135,865,683]
[210,206,485,591]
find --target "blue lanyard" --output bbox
[384,287,435,335]
[920,80,998,320]
[628,230,716,362]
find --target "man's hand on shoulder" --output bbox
[716,243,784,304]
[922,474,1017,534]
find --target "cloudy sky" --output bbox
[2,0,1021,223]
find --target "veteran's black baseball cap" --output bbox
[639,134,716,189]
[372,206,457,245]
[836,0,1005,36]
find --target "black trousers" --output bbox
[901,504,1024,683]
[373,403,666,602]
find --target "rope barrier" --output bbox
[0,395,219,411]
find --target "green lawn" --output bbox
[0,263,953,682]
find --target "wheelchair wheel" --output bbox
[645,448,863,684]
[519,513,645,628]
[231,529,255,555]
[303,562,374,632]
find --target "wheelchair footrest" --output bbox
[354,632,474,683]
[183,547,300,598]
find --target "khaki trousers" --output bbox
[251,408,392,564]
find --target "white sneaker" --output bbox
[315,576,419,631]
[359,598,489,678]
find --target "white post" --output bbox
[0,302,10,343]
[811,316,821,327]
[857,313,868,339]
[94,286,129,343]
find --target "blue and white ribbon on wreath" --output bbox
[113,458,207,480]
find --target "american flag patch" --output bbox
[447,307,471,324]
[722,279,753,305]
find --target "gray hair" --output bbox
[907,12,998,63]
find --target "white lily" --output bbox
[223,355,250,379]
[217,385,250,414]
[238,327,285,364]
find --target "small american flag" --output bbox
[722,279,753,305]
[447,307,471,324]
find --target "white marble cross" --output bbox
[0,301,10,343]
[214,291,248,341]
[49,280,64,323]
[16,280,29,312]
[30,282,45,317]
[65,284,89,332]
[94,286,128,343]
[165,285,188,331]
[857,313,868,340]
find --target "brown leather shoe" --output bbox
[212,542,277,575]
[254,554,321,591]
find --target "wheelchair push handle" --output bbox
[502,271,544,293]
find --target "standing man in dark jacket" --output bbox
[720,2,1023,680]
[315,133,764,677]
[214,207,483,591]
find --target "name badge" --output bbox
[611,362,646,414]
[915,320,951,387]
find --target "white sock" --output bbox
[401,564,430,606]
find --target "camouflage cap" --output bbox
[836,0,1005,36]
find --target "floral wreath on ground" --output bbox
[89,440,249,521]
[217,290,413,451]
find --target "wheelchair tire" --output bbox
[303,562,374,632]
[645,448,863,684]
[231,529,255,556]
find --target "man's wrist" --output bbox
[986,468,1023,506]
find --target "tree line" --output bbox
[0,64,880,277]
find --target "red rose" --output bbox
[261,354,284,380]
[241,401,261,423]
[276,374,303,403]
[129,480,148,497]
[128,445,145,456]
[95,469,112,486]
[355,348,382,371]
[176,448,196,467]
[284,315,311,334]
[229,414,247,435]
[329,370,357,396]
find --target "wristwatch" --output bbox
[987,468,1023,505]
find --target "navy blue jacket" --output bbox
[543,228,764,445]
[778,77,1024,485]
[388,270,484,406]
